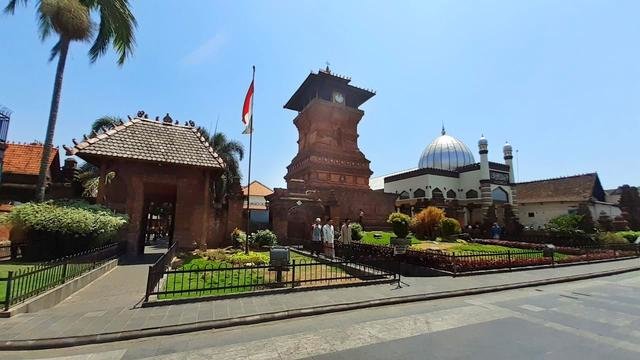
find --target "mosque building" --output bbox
[370,127,517,226]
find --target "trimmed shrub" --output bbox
[617,231,640,243]
[597,232,629,246]
[411,206,444,240]
[251,229,278,247]
[349,222,363,241]
[387,212,411,238]
[440,217,461,237]
[0,200,128,260]
[231,228,248,247]
[228,251,269,265]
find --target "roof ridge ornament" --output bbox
[441,123,446,135]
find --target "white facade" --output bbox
[519,201,622,229]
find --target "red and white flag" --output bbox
[242,75,254,134]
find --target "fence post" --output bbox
[291,260,296,289]
[61,262,68,284]
[4,271,13,311]
[452,252,457,277]
[507,251,512,271]
[144,265,152,303]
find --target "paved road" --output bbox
[2,270,639,359]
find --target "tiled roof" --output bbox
[2,143,59,176]
[243,180,273,197]
[66,118,225,169]
[517,173,598,203]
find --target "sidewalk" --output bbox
[0,255,638,346]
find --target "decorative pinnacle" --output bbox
[441,123,446,135]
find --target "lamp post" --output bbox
[0,106,12,184]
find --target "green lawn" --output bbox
[360,231,422,245]
[359,234,569,261]
[160,250,347,300]
[0,264,36,302]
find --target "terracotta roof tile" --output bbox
[2,143,59,176]
[67,118,225,169]
[517,173,598,203]
[243,180,273,197]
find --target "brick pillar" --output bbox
[480,180,492,216]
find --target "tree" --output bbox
[90,115,122,134]
[197,127,245,199]
[481,204,498,236]
[410,206,444,240]
[576,203,596,233]
[5,0,137,202]
[618,185,640,230]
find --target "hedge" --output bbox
[1,200,128,260]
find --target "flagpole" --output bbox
[244,66,255,254]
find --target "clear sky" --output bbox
[1,0,638,189]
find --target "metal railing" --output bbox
[1,242,125,311]
[338,242,640,275]
[144,257,397,302]
[144,242,177,302]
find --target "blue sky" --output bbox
[1,0,638,189]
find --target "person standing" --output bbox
[491,223,502,239]
[322,218,335,259]
[311,218,323,256]
[340,218,352,245]
[358,209,365,230]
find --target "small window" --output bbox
[446,189,457,199]
[528,212,535,218]
[465,190,479,199]
[413,188,426,198]
[431,188,444,199]
[398,191,410,200]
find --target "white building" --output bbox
[517,173,622,229]
[372,128,517,226]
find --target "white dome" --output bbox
[419,129,476,171]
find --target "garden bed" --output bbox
[154,248,384,301]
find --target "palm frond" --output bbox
[91,115,122,133]
[3,0,29,14]
[37,6,53,41]
[48,38,61,61]
[87,0,137,65]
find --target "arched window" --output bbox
[492,187,509,204]
[431,188,443,200]
[413,188,426,198]
[446,189,457,199]
[398,191,410,200]
[465,190,478,199]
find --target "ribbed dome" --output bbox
[419,128,476,171]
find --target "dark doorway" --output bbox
[138,183,177,255]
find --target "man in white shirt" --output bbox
[322,218,335,258]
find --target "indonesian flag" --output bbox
[242,77,254,134]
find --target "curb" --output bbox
[1,265,639,350]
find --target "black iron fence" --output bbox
[337,241,640,275]
[145,242,177,302]
[1,242,125,311]
[144,256,397,302]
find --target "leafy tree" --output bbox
[410,206,444,240]
[576,203,596,233]
[547,214,582,232]
[5,0,137,201]
[503,204,524,238]
[618,185,640,230]
[481,204,498,236]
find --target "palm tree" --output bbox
[76,115,122,197]
[197,127,245,199]
[90,115,122,134]
[5,0,137,201]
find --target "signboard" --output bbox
[393,245,408,255]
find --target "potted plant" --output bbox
[387,212,411,246]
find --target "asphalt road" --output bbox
[2,271,640,360]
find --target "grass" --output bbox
[160,250,349,300]
[359,234,570,261]
[360,231,422,245]
[0,263,36,303]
